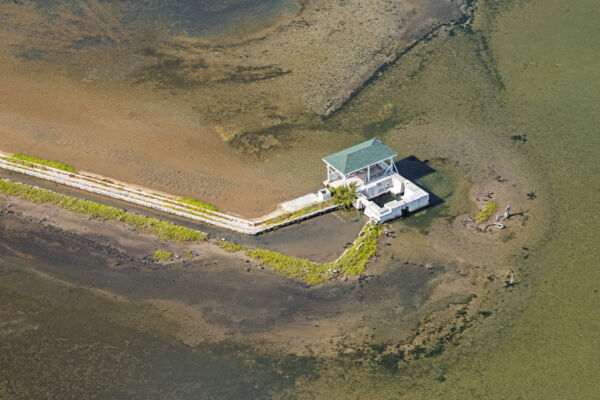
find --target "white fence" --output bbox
[0,154,339,235]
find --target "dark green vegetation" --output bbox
[263,199,336,226]
[177,197,219,212]
[10,154,78,173]
[331,184,358,209]
[0,179,206,242]
[475,201,498,223]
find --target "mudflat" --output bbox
[0,0,465,216]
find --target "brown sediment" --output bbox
[0,153,544,357]
[0,0,550,364]
[0,0,467,218]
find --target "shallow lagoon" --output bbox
[0,0,599,398]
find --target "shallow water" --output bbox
[1,0,599,398]
[13,0,299,38]
[300,0,600,397]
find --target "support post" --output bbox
[367,165,370,182]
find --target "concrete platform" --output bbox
[280,193,319,212]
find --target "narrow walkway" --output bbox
[0,153,339,235]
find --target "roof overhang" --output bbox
[321,138,398,175]
[323,156,396,177]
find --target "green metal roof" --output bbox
[322,138,398,175]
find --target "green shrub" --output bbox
[11,154,78,173]
[475,201,498,223]
[177,198,219,212]
[331,184,357,209]
[154,249,173,261]
[0,180,206,242]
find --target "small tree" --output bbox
[332,183,357,209]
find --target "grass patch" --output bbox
[11,154,78,173]
[0,179,206,242]
[244,223,383,284]
[215,240,247,252]
[177,198,219,212]
[264,199,336,226]
[154,249,173,261]
[474,201,498,223]
[334,223,382,276]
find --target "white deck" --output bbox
[354,173,429,222]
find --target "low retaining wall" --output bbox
[0,154,339,235]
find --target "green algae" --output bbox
[475,201,498,223]
[11,154,78,173]
[154,249,173,261]
[177,197,219,212]
[245,223,382,284]
[0,179,206,242]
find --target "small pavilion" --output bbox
[322,138,399,187]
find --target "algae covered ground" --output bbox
[0,179,206,242]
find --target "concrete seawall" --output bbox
[0,153,339,235]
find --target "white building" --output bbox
[322,138,429,222]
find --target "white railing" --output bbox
[0,154,339,235]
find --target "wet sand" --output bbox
[0,0,466,217]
